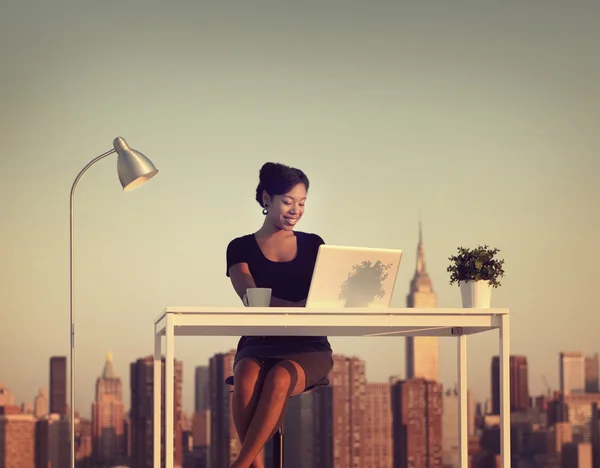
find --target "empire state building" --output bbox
[405,222,439,382]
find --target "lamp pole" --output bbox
[69,137,158,468]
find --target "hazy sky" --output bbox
[1,0,598,417]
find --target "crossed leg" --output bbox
[231,358,307,468]
[232,358,267,468]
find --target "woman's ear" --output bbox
[262,190,271,207]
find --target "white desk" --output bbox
[153,307,511,468]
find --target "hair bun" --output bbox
[259,162,281,182]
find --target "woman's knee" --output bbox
[233,358,264,398]
[263,361,304,397]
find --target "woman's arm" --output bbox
[228,263,256,300]
[228,263,304,307]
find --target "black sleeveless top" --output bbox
[225,231,329,348]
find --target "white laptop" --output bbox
[306,245,403,308]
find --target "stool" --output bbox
[225,374,329,468]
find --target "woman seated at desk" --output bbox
[225,162,333,468]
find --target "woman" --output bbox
[225,162,333,468]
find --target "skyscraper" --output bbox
[311,354,367,468]
[391,378,443,468]
[283,354,368,467]
[33,389,47,418]
[442,389,459,467]
[192,365,211,467]
[440,388,476,464]
[491,355,529,413]
[405,222,439,382]
[364,382,393,468]
[282,392,316,468]
[49,356,66,415]
[560,351,586,395]
[195,366,209,412]
[209,350,240,468]
[35,413,70,467]
[586,354,599,393]
[0,411,36,468]
[130,356,183,468]
[592,403,600,468]
[0,385,14,406]
[92,351,125,466]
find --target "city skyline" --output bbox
[3,343,599,421]
[3,345,599,467]
[1,0,599,419]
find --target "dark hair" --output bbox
[255,162,310,207]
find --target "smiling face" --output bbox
[263,182,307,231]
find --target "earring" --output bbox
[262,206,268,215]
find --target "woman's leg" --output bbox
[231,358,267,468]
[231,360,306,468]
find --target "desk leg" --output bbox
[499,314,511,468]
[154,329,162,468]
[166,314,175,468]
[457,334,468,468]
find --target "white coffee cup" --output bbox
[243,287,272,307]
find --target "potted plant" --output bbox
[447,245,505,308]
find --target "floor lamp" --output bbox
[69,137,158,468]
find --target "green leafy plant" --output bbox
[447,245,505,288]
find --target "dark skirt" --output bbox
[233,336,333,392]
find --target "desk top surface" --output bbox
[155,307,508,337]
[159,306,508,318]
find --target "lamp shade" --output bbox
[114,137,159,191]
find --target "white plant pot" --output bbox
[460,280,492,308]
